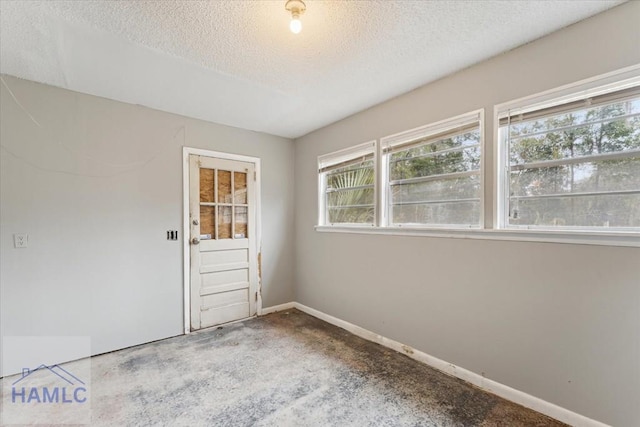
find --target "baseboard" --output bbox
[273,301,609,427]
[259,302,296,315]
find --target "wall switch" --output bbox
[14,233,28,248]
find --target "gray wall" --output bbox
[294,3,640,426]
[0,76,295,374]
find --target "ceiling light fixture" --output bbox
[285,0,306,34]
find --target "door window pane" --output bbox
[200,206,216,238]
[217,170,232,203]
[200,169,214,203]
[235,206,248,238]
[218,206,232,239]
[234,172,248,204]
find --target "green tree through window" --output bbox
[505,97,640,228]
[387,123,482,227]
[325,160,375,224]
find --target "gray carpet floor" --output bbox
[4,309,567,426]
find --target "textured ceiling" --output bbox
[0,0,625,138]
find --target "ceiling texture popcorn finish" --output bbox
[0,0,624,138]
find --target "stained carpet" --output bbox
[4,309,567,426]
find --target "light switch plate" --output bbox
[14,233,28,248]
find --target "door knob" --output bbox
[191,237,200,245]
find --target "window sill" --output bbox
[315,225,640,247]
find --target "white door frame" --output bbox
[182,147,263,334]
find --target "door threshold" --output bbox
[190,314,258,333]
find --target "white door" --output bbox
[189,155,258,330]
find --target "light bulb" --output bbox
[290,17,302,34]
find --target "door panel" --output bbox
[201,249,249,265]
[201,282,249,295]
[201,269,249,288]
[189,155,257,330]
[200,302,250,328]
[201,262,249,274]
[201,289,248,309]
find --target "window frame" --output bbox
[315,65,640,247]
[380,110,485,230]
[495,69,640,234]
[318,141,378,227]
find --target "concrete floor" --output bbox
[3,310,567,426]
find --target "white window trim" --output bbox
[317,111,485,231]
[494,65,640,120]
[494,64,640,237]
[315,66,640,247]
[315,225,639,247]
[380,109,485,230]
[318,141,377,227]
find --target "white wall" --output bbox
[294,3,640,426]
[0,76,295,374]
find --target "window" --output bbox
[316,66,639,245]
[498,79,640,231]
[382,111,483,228]
[318,142,376,226]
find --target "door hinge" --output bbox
[253,171,256,181]
[255,292,258,302]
